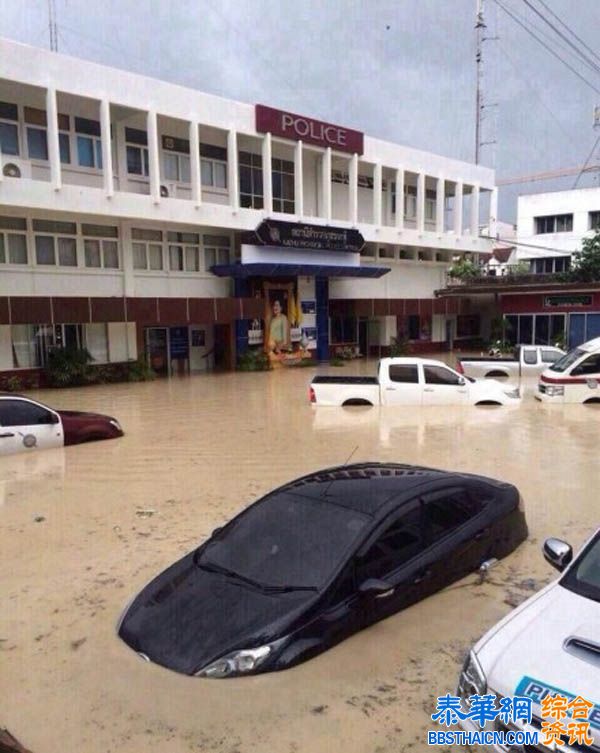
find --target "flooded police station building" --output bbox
[0,37,496,380]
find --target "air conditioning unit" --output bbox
[2,159,32,179]
[160,184,169,198]
[160,182,178,198]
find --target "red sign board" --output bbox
[255,104,364,155]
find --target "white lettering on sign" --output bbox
[279,114,347,147]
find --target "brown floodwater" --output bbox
[1,358,598,753]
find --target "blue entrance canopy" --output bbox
[211,262,390,279]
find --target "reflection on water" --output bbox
[0,361,598,753]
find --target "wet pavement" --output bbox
[0,358,598,753]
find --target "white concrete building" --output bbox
[0,37,496,381]
[515,187,600,273]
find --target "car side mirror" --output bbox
[51,413,60,424]
[543,538,573,572]
[358,578,394,599]
[458,376,466,386]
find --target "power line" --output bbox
[491,0,600,95]
[573,132,600,189]
[520,0,600,77]
[480,235,579,254]
[534,0,600,68]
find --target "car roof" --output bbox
[580,337,600,352]
[277,462,502,518]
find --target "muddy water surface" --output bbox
[1,360,598,753]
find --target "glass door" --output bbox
[145,327,169,376]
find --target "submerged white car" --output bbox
[458,530,600,751]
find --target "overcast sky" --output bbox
[1,0,600,224]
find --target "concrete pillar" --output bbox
[436,176,445,234]
[322,147,332,221]
[489,187,498,238]
[373,162,382,226]
[121,221,135,297]
[416,172,426,233]
[46,87,61,190]
[349,153,358,225]
[294,140,304,218]
[453,181,463,236]
[189,120,202,207]
[262,132,273,214]
[146,110,160,204]
[470,184,480,236]
[395,168,404,229]
[227,129,239,210]
[100,99,114,197]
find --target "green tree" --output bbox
[570,230,600,282]
[448,257,480,280]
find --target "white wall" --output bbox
[0,326,11,370]
[330,261,448,300]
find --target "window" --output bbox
[408,315,420,340]
[11,324,40,368]
[132,228,163,270]
[203,234,230,271]
[0,399,55,427]
[272,158,295,214]
[572,353,600,376]
[0,101,19,156]
[541,349,562,364]
[125,127,149,176]
[405,186,417,218]
[356,503,424,581]
[201,143,227,188]
[85,323,108,363]
[535,214,573,234]
[532,256,571,274]
[425,489,481,543]
[504,314,565,347]
[75,117,102,169]
[522,349,537,365]
[23,107,71,164]
[33,219,78,267]
[162,135,190,183]
[239,151,263,209]
[11,324,86,368]
[27,127,48,161]
[590,211,600,230]
[0,216,28,264]
[389,365,419,383]
[82,223,119,269]
[423,365,462,386]
[167,231,200,272]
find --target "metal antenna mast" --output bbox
[475,0,485,164]
[48,0,58,52]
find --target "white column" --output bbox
[395,168,404,229]
[321,146,332,221]
[436,176,445,234]
[46,87,61,190]
[349,153,358,225]
[227,129,239,210]
[453,181,463,236]
[262,132,273,214]
[146,110,160,203]
[470,184,480,236]
[189,120,202,208]
[373,162,382,226]
[100,99,114,197]
[416,172,426,233]
[488,187,498,238]
[294,140,304,218]
[121,221,135,297]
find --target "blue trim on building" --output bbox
[211,262,390,279]
[234,278,250,357]
[316,276,329,361]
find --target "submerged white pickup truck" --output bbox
[309,358,521,407]
[457,345,564,380]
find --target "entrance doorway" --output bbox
[145,327,169,376]
[214,324,233,370]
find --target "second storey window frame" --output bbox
[535,214,574,234]
[132,227,164,271]
[0,101,19,157]
[32,218,78,267]
[82,223,120,270]
[0,216,28,265]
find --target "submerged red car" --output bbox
[0,393,123,456]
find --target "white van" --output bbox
[536,337,600,403]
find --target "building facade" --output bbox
[0,37,496,381]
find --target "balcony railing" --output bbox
[446,265,568,287]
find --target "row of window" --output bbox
[504,314,566,346]
[0,216,230,272]
[12,323,108,369]
[529,256,571,274]
[535,211,600,235]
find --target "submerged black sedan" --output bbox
[118,463,527,678]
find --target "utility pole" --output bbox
[475,0,485,164]
[48,0,58,52]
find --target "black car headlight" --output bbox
[195,645,272,678]
[458,650,487,699]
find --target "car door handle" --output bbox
[385,387,396,391]
[423,388,434,392]
[374,588,395,599]
[412,569,432,584]
[0,432,15,438]
[474,528,490,541]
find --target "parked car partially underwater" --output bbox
[118,463,528,678]
[0,393,123,456]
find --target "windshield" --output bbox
[198,492,368,590]
[561,533,600,603]
[549,348,585,373]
